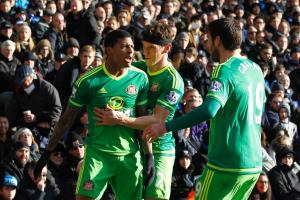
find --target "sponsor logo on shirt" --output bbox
[150,83,159,92]
[83,180,94,191]
[108,96,124,110]
[166,91,180,104]
[126,85,137,95]
[209,80,222,92]
[98,87,107,94]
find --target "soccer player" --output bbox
[94,22,184,200]
[143,18,266,199]
[34,29,151,200]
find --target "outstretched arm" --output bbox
[143,97,222,142]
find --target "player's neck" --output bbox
[219,49,241,64]
[148,55,169,73]
[105,63,128,77]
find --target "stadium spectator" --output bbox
[0,174,18,200]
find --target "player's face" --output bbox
[206,32,220,62]
[108,37,134,68]
[143,41,165,67]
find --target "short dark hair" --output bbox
[208,18,242,50]
[104,29,132,48]
[143,21,174,45]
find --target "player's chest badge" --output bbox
[126,84,137,95]
[150,83,159,92]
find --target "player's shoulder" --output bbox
[165,64,184,89]
[131,60,147,71]
[75,65,104,87]
[129,64,148,77]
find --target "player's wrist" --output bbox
[161,122,167,134]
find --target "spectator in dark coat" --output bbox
[47,142,65,189]
[34,39,55,79]
[268,146,300,200]
[170,149,195,200]
[5,66,62,130]
[60,132,84,200]
[44,12,68,55]
[14,161,60,200]
[0,116,13,163]
[31,9,53,42]
[0,142,31,184]
[0,40,21,112]
[65,0,101,48]
[54,45,95,108]
[289,51,300,97]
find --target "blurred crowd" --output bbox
[0,0,299,199]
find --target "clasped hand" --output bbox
[94,105,123,126]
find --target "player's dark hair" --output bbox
[208,18,242,50]
[143,22,174,46]
[104,29,132,47]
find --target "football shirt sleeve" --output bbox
[206,66,231,107]
[68,78,89,108]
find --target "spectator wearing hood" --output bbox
[274,102,298,144]
[268,146,300,200]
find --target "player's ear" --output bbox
[214,35,221,48]
[163,43,172,53]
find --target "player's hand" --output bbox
[143,122,167,143]
[144,153,155,187]
[34,150,51,180]
[94,105,122,126]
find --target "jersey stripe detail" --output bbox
[207,162,262,173]
[75,66,103,87]
[206,93,226,105]
[136,99,148,106]
[198,169,212,200]
[215,65,222,78]
[69,99,84,108]
[168,67,178,88]
[157,99,174,110]
[201,170,214,200]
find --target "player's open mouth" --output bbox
[125,57,133,63]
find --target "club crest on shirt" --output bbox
[83,180,94,191]
[166,91,180,104]
[150,83,159,92]
[209,80,222,92]
[126,85,137,95]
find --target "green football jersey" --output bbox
[206,56,266,174]
[132,61,184,154]
[69,64,149,155]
